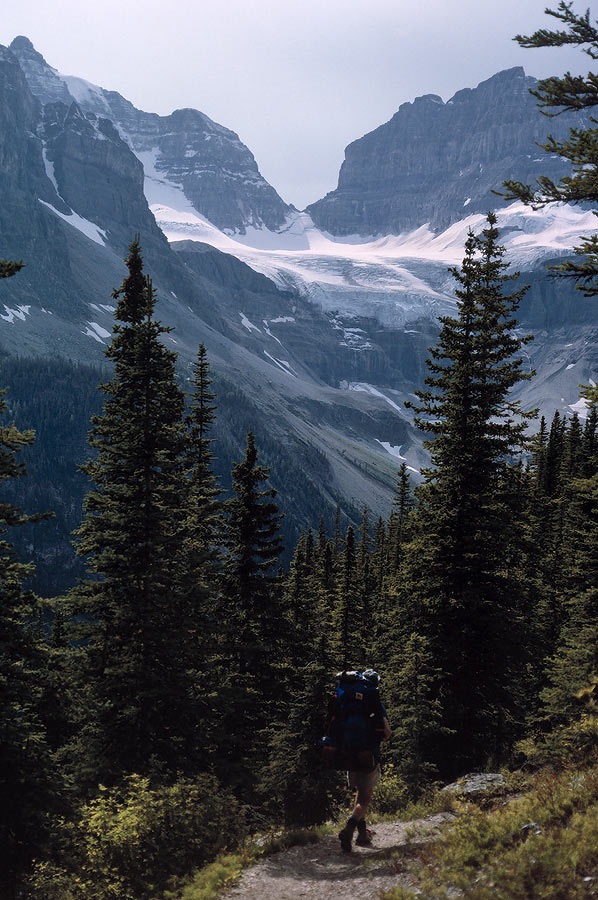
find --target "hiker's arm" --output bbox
[382,717,392,741]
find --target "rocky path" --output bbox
[222,813,454,900]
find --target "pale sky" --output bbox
[0,0,592,209]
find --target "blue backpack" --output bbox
[321,670,385,771]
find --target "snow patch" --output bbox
[342,381,405,414]
[90,303,116,314]
[262,321,283,344]
[1,305,31,324]
[240,312,261,333]
[39,200,107,245]
[61,74,113,116]
[42,149,61,196]
[263,351,297,377]
[569,397,591,419]
[375,440,406,460]
[83,322,111,344]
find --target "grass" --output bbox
[176,826,326,900]
[381,762,598,899]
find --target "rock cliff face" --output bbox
[9,37,292,234]
[307,68,584,235]
[0,44,46,196]
[41,99,167,252]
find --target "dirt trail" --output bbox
[223,813,454,900]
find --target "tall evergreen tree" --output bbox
[502,2,598,295]
[400,214,536,776]
[218,432,286,801]
[180,346,223,646]
[68,240,196,784]
[540,400,598,729]
[333,525,362,668]
[0,390,59,892]
[223,431,285,670]
[387,463,415,575]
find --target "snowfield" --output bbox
[143,159,596,328]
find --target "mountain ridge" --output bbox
[0,36,596,593]
[307,66,587,235]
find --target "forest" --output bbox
[1,6,597,897]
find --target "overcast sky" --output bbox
[0,1,592,209]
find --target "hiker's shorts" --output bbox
[348,762,381,795]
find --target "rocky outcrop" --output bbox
[41,99,167,253]
[307,68,585,236]
[9,37,292,234]
[0,43,47,195]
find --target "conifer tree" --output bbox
[266,532,341,826]
[386,633,448,793]
[0,259,24,279]
[540,399,598,728]
[400,214,536,776]
[173,344,226,764]
[218,432,286,800]
[0,390,60,890]
[502,2,598,295]
[334,525,362,667]
[387,463,414,575]
[69,239,196,784]
[180,346,223,645]
[223,431,285,669]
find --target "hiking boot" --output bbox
[355,827,373,846]
[338,825,354,853]
[338,817,358,853]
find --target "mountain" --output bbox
[306,67,586,236]
[0,37,596,592]
[9,36,292,235]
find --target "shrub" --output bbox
[371,764,410,815]
[27,773,247,899]
[382,765,598,899]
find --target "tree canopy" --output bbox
[502,2,598,296]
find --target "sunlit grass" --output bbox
[382,763,598,899]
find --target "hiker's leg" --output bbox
[352,763,381,820]
[340,766,381,851]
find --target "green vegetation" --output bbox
[27,774,247,900]
[502,1,598,296]
[1,162,596,897]
[382,764,598,899]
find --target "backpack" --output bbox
[321,670,384,771]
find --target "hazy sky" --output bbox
[0,1,592,209]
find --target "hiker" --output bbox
[323,668,392,853]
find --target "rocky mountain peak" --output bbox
[307,67,583,236]
[9,36,292,234]
[9,35,72,106]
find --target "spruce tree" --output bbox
[540,400,598,729]
[400,214,536,776]
[334,525,361,668]
[0,390,59,891]
[0,259,24,279]
[502,2,598,295]
[69,239,196,784]
[223,431,285,670]
[218,431,286,801]
[180,346,223,648]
